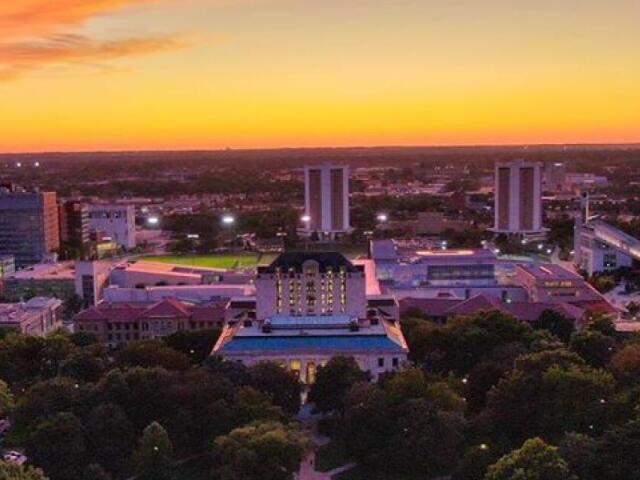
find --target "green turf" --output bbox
[140,253,277,269]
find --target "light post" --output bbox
[222,214,235,253]
[301,214,311,251]
[147,216,160,229]
[376,213,388,239]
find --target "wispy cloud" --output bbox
[0,0,187,81]
[0,33,188,81]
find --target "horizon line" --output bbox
[2,141,640,156]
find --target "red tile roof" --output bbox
[74,298,226,324]
[140,298,191,319]
[399,298,462,317]
[445,294,502,316]
[400,294,597,324]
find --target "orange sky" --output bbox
[1,0,639,152]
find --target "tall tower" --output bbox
[303,164,350,238]
[0,187,60,267]
[493,160,544,235]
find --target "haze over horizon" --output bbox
[1,0,639,152]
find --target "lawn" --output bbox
[140,253,278,269]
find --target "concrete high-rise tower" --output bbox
[0,186,60,267]
[493,160,544,236]
[303,164,350,238]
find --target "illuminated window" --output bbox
[290,360,301,379]
[306,362,317,384]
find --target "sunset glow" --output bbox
[1,0,639,152]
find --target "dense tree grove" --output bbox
[0,329,305,480]
[312,309,640,480]
[1,306,640,479]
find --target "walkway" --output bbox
[296,405,356,480]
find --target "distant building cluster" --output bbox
[1,156,634,391]
[0,183,138,270]
[370,239,614,323]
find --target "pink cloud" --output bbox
[0,0,188,81]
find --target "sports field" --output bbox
[140,253,278,269]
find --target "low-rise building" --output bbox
[0,256,15,279]
[109,260,253,288]
[4,262,76,301]
[515,263,604,304]
[88,204,136,250]
[370,240,526,302]
[575,219,637,275]
[0,297,63,336]
[74,298,225,347]
[102,284,254,304]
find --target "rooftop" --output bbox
[8,262,75,281]
[218,335,406,354]
[516,263,581,281]
[258,251,363,274]
[116,260,226,276]
[0,297,62,324]
[74,298,226,323]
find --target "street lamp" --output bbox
[221,214,236,252]
[376,213,389,239]
[147,216,160,226]
[301,215,311,251]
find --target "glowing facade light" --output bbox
[376,213,388,223]
[301,214,311,224]
[222,214,235,225]
[147,216,159,225]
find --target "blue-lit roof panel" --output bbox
[220,335,405,353]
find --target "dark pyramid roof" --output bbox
[258,251,363,274]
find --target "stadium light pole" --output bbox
[301,214,311,251]
[376,213,388,239]
[222,214,236,253]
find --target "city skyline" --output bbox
[1,0,640,152]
